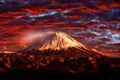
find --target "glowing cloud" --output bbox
[19,30,56,48]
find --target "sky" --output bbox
[0,0,120,53]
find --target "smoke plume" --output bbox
[20,30,56,48]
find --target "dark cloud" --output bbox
[0,0,52,12]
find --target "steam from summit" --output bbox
[25,32,87,50]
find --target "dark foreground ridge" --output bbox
[0,48,120,80]
[0,69,120,80]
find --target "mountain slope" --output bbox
[25,32,87,51]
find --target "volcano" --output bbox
[24,32,87,51]
[1,32,120,79]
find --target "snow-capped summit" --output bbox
[25,32,87,50]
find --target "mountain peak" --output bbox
[24,31,87,51]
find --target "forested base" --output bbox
[0,49,120,80]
